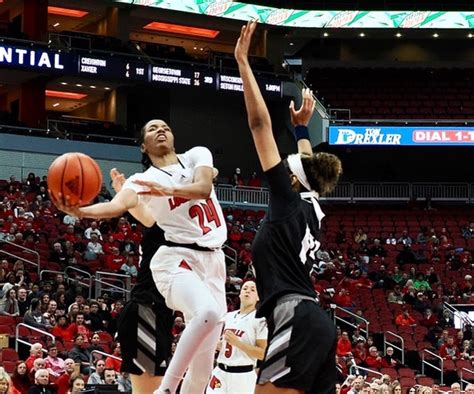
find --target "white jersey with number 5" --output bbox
[217,310,268,367]
[122,146,226,248]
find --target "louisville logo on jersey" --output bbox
[209,375,222,389]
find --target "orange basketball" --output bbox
[48,152,103,206]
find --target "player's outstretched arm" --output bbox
[133,166,213,200]
[52,187,139,220]
[289,88,315,156]
[110,168,155,227]
[235,21,280,172]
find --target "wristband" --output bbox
[294,125,310,141]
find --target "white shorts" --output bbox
[206,366,257,394]
[150,245,227,317]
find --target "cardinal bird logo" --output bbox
[209,375,222,389]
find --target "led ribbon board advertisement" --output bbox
[0,44,282,98]
[114,1,474,29]
[328,126,474,146]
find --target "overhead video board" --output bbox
[0,43,282,98]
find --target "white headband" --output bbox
[287,153,311,192]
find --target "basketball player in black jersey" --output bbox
[110,170,174,393]
[235,21,342,393]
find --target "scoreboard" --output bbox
[0,43,282,98]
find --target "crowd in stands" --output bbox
[1,173,474,392]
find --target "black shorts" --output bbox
[117,301,173,376]
[257,294,337,394]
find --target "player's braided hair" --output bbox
[139,124,152,170]
[301,152,342,195]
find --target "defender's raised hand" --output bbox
[234,20,257,64]
[289,88,316,127]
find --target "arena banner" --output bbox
[114,1,474,29]
[328,126,474,146]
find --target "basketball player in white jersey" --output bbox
[52,119,227,394]
[207,280,267,394]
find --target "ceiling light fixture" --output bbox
[433,33,439,38]
[359,32,365,37]
[47,6,88,18]
[53,103,60,107]
[396,32,402,38]
[46,90,87,100]
[143,22,220,39]
[323,32,329,37]
[60,82,68,85]
[53,22,60,28]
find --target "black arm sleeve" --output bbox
[264,161,298,220]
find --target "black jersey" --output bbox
[130,224,167,306]
[252,161,322,318]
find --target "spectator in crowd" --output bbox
[414,292,431,313]
[87,332,105,360]
[30,358,46,382]
[87,304,105,332]
[462,222,474,239]
[68,312,90,342]
[417,227,428,244]
[88,359,106,385]
[230,168,244,186]
[97,184,113,202]
[334,288,354,310]
[68,374,85,394]
[51,315,73,342]
[248,172,262,188]
[451,383,461,394]
[105,342,122,372]
[383,347,401,369]
[85,234,104,261]
[397,230,412,246]
[103,368,117,385]
[25,343,43,371]
[3,272,24,294]
[103,245,125,271]
[171,316,185,338]
[365,347,384,369]
[44,344,65,378]
[438,310,454,328]
[68,334,91,374]
[0,367,12,394]
[413,274,431,291]
[347,375,364,393]
[385,233,396,246]
[439,336,460,360]
[117,372,132,392]
[28,370,53,394]
[387,287,404,304]
[119,255,137,277]
[354,228,367,244]
[0,287,19,316]
[336,331,353,358]
[465,384,474,394]
[420,308,438,329]
[353,340,367,365]
[395,310,416,327]
[56,358,75,394]
[369,239,386,258]
[11,361,30,393]
[48,242,67,267]
[460,339,473,360]
[84,221,102,240]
